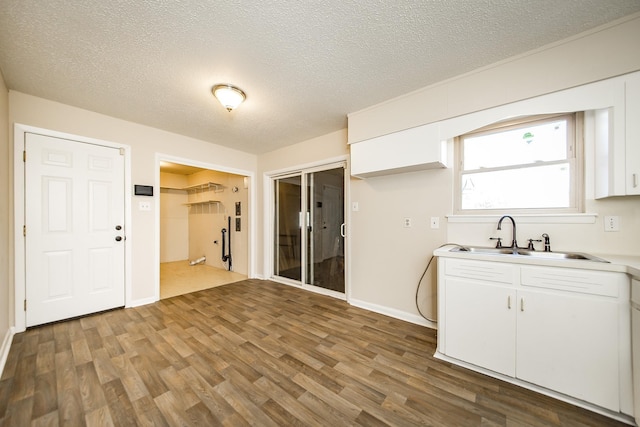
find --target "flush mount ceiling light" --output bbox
[212,84,246,112]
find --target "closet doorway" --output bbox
[273,163,345,296]
[160,161,248,298]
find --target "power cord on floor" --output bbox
[415,243,466,324]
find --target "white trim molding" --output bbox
[447,213,598,224]
[13,124,133,332]
[0,327,15,378]
[349,298,437,330]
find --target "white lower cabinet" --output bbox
[515,288,619,410]
[438,258,630,415]
[444,278,516,376]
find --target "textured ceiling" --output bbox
[1,1,639,154]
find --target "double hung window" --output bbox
[455,113,582,213]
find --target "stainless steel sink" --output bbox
[516,249,609,262]
[450,246,609,263]
[450,246,517,255]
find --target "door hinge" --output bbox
[119,148,125,156]
[23,225,26,237]
[24,300,27,311]
[23,151,26,162]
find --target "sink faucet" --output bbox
[542,233,551,252]
[497,215,518,249]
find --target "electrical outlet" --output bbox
[404,217,412,228]
[430,217,439,229]
[604,215,619,232]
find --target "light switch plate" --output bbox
[430,217,439,229]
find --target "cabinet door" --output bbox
[444,277,516,376]
[516,289,619,411]
[632,279,640,424]
[626,73,640,195]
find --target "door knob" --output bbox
[115,225,122,230]
[115,236,123,242]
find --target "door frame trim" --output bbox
[13,124,132,333]
[263,155,350,301]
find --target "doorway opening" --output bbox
[160,161,249,298]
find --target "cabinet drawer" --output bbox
[445,259,517,284]
[521,266,624,297]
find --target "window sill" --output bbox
[446,213,597,224]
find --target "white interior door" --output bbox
[25,132,125,327]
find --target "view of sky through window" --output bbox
[459,116,574,211]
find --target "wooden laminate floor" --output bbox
[0,280,626,426]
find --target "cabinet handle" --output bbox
[633,173,638,188]
[520,297,525,312]
[507,296,511,309]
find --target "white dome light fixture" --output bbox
[212,84,246,112]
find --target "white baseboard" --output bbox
[349,298,437,330]
[0,326,16,378]
[237,277,438,330]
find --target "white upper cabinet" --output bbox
[594,107,621,198]
[594,71,640,198]
[350,122,446,178]
[626,73,640,195]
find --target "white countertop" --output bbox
[593,254,640,279]
[434,245,640,279]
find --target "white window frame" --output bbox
[454,113,584,215]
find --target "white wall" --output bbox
[350,168,448,324]
[224,172,250,275]
[346,14,640,327]
[9,92,257,306]
[159,172,189,263]
[0,70,11,370]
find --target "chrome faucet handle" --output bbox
[542,233,551,252]
[527,238,542,250]
[489,237,503,248]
